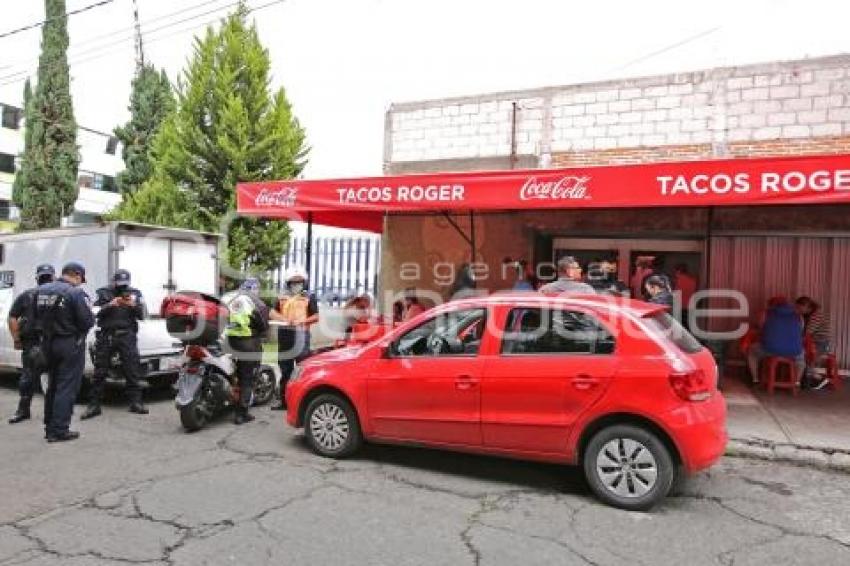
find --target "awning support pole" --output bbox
[469,210,476,263]
[705,206,714,289]
[305,212,314,288]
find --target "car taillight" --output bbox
[669,369,711,402]
[186,345,207,361]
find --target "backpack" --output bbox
[17,289,42,340]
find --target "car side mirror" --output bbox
[384,342,398,358]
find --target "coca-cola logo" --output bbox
[254,187,298,207]
[519,176,591,201]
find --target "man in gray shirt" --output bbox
[539,256,596,295]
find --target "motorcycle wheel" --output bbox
[252,367,276,406]
[180,399,209,432]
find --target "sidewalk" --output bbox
[723,375,850,471]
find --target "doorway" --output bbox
[552,237,704,298]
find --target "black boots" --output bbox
[128,403,149,415]
[8,399,32,424]
[80,404,102,420]
[234,406,255,425]
[47,430,80,443]
[83,402,148,419]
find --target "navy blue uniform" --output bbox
[89,286,146,405]
[8,288,40,409]
[37,279,95,437]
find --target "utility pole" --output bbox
[131,0,144,73]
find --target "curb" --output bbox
[726,437,850,473]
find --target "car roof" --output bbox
[439,292,667,318]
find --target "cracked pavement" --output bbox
[2,385,850,565]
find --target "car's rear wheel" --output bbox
[304,394,362,458]
[180,399,209,432]
[583,424,675,511]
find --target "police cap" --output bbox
[113,269,131,286]
[36,264,55,277]
[62,261,87,283]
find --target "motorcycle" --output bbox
[174,343,277,431]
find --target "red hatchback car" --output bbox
[286,294,727,510]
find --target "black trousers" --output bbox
[17,341,38,406]
[44,336,86,436]
[91,330,142,404]
[278,329,311,402]
[227,336,262,408]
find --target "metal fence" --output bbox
[271,235,382,304]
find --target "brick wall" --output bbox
[386,54,850,169]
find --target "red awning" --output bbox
[236,153,850,232]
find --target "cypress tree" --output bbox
[16,0,80,230]
[11,79,33,210]
[114,64,174,195]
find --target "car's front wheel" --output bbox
[583,424,675,511]
[304,393,362,458]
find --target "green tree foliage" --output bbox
[15,0,80,230]
[114,64,174,195]
[113,3,308,276]
[11,79,33,208]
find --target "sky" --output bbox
[1,0,849,183]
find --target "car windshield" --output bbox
[643,311,703,354]
[394,308,486,356]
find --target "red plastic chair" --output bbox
[762,356,800,396]
[823,354,841,391]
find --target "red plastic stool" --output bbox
[823,354,841,391]
[762,356,800,396]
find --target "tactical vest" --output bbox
[225,293,256,338]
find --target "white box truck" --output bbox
[0,222,220,391]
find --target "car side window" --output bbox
[501,308,615,355]
[392,308,486,358]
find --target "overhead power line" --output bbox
[0,0,117,40]
[612,26,723,73]
[0,0,288,88]
[0,0,239,80]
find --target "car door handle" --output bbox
[455,374,478,390]
[571,374,600,391]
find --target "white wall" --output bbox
[386,53,850,163]
[0,110,124,219]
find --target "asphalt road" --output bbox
[1,382,849,566]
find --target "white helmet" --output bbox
[284,266,308,283]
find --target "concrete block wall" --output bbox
[385,54,850,169]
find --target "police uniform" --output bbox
[36,262,95,442]
[7,264,55,424]
[224,280,269,425]
[83,269,148,418]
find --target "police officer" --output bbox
[82,269,148,419]
[37,262,95,443]
[270,267,318,410]
[7,264,55,424]
[224,278,269,425]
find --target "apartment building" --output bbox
[0,102,123,226]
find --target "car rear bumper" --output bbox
[665,393,728,473]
